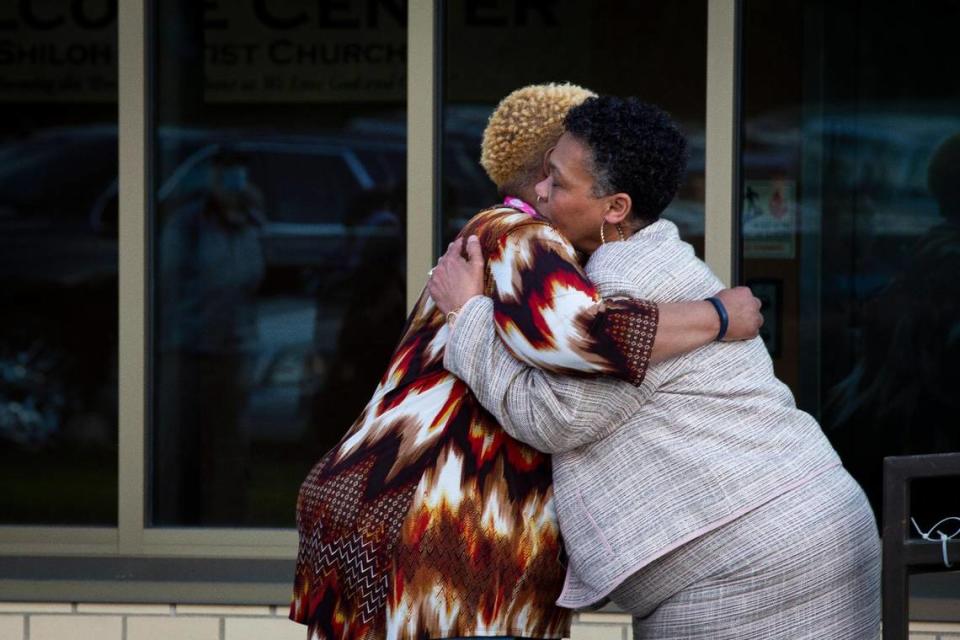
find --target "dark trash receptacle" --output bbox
[882,453,960,639]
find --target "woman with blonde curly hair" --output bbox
[289,83,761,640]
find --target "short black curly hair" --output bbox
[564,96,688,224]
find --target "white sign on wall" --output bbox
[743,178,797,260]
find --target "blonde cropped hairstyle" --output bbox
[480,82,596,194]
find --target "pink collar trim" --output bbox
[503,196,538,218]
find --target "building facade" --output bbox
[1,1,959,638]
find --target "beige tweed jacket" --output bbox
[444,219,842,608]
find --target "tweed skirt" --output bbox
[608,465,881,639]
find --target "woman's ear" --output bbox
[603,193,632,225]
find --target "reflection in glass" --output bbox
[741,1,960,527]
[155,152,266,524]
[152,0,407,526]
[441,0,707,255]
[0,1,118,525]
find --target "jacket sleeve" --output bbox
[443,222,661,453]
[445,295,661,453]
[485,222,659,386]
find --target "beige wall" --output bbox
[0,604,959,640]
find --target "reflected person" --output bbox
[156,151,265,525]
[827,132,960,524]
[308,185,406,454]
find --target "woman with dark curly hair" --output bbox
[432,96,880,639]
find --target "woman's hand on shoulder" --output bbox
[428,235,485,315]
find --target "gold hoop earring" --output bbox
[616,223,625,241]
[536,195,544,203]
[600,222,606,245]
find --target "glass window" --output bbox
[441,0,707,255]
[0,0,118,525]
[740,0,960,527]
[152,0,407,527]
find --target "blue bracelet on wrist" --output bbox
[705,296,729,341]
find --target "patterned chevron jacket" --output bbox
[290,204,658,640]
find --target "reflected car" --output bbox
[0,126,408,445]
[148,135,407,441]
[0,126,120,447]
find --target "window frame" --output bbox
[0,0,441,603]
[3,1,958,621]
[0,0,757,606]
